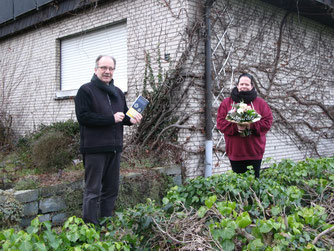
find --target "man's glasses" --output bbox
[98,66,115,71]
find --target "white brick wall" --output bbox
[0,0,333,178]
[175,0,334,178]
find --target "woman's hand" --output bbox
[237,124,250,133]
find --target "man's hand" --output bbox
[114,112,125,123]
[130,113,142,124]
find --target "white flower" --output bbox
[239,103,248,109]
[237,108,244,114]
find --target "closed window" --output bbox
[59,22,127,97]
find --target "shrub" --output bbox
[0,116,16,153]
[32,130,74,172]
[15,119,80,169]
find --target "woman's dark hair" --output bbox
[237,73,254,86]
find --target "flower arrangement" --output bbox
[225,101,261,136]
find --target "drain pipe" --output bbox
[204,0,215,178]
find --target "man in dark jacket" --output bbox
[75,55,142,225]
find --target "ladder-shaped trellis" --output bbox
[210,1,236,172]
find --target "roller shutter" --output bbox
[60,22,127,92]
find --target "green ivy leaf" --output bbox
[211,224,235,241]
[43,231,57,245]
[34,242,48,251]
[162,197,169,205]
[204,195,217,209]
[66,231,80,242]
[236,212,252,228]
[211,229,223,241]
[221,239,235,251]
[217,201,236,216]
[197,206,208,218]
[247,238,264,250]
[19,239,33,251]
[259,222,273,233]
[49,239,63,250]
[251,226,262,239]
[272,246,282,251]
[292,227,301,235]
[221,227,235,240]
[191,196,199,203]
[271,206,281,216]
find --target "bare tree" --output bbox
[0,39,34,150]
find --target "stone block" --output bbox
[39,196,67,213]
[14,190,39,203]
[38,214,51,223]
[52,213,68,225]
[153,166,181,175]
[165,166,182,175]
[69,180,84,190]
[22,201,38,216]
[39,184,67,198]
[20,216,35,227]
[173,175,182,186]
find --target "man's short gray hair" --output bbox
[95,55,116,68]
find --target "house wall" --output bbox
[0,0,192,133]
[183,0,334,177]
[0,0,333,179]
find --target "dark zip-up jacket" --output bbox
[75,74,132,153]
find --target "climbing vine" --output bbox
[210,0,334,158]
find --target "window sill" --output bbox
[55,90,77,100]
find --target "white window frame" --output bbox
[56,21,127,99]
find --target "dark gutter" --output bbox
[204,0,215,177]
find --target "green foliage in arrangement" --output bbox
[1,157,333,250]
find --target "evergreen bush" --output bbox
[32,130,74,172]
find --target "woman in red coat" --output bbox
[216,73,273,177]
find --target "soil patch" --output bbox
[26,167,148,188]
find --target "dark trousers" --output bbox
[82,152,121,225]
[229,159,262,178]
